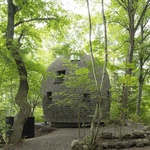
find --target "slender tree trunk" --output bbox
[118,0,150,125]
[78,108,81,140]
[121,84,130,125]
[136,69,143,116]
[92,0,108,143]
[136,57,150,116]
[120,0,135,126]
[86,0,100,134]
[136,22,144,116]
[86,0,108,145]
[6,0,31,144]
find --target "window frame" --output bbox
[54,70,66,84]
[47,92,52,102]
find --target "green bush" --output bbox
[34,107,44,123]
[141,112,150,125]
[109,101,121,124]
[0,103,7,144]
[129,113,141,123]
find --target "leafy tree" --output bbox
[85,0,109,146]
[1,0,68,144]
[0,0,149,146]
[135,18,150,116]
[50,58,95,139]
[108,0,150,125]
[0,101,9,144]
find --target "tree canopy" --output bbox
[0,0,150,145]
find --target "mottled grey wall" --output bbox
[41,54,111,126]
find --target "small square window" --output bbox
[107,91,110,98]
[83,93,90,102]
[70,55,80,62]
[47,92,52,102]
[54,70,66,84]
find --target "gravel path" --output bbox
[3,125,150,150]
[4,128,90,150]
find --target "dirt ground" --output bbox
[2,122,150,150]
[3,126,90,150]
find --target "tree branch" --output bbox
[113,40,129,51]
[135,0,150,31]
[15,0,28,13]
[143,18,149,28]
[143,52,150,65]
[14,17,56,27]
[15,6,21,13]
[116,0,127,11]
[143,31,150,41]
[142,67,150,83]
[18,30,24,43]
[109,20,129,31]
[86,0,99,90]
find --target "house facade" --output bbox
[41,54,111,127]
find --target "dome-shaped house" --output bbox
[41,54,111,127]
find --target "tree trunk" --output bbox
[120,0,135,125]
[118,0,150,125]
[136,74,143,116]
[136,23,144,116]
[86,0,108,145]
[86,0,100,131]
[120,84,130,125]
[6,0,31,144]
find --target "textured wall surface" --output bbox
[41,54,111,127]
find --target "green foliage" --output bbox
[120,75,137,86]
[51,44,72,57]
[138,84,150,124]
[129,113,141,123]
[65,67,92,91]
[53,63,95,110]
[0,1,70,145]
[109,99,121,124]
[141,112,150,125]
[34,107,44,123]
[0,101,10,143]
[49,59,96,133]
[0,0,149,142]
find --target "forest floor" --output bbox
[2,126,90,150]
[1,121,150,150]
